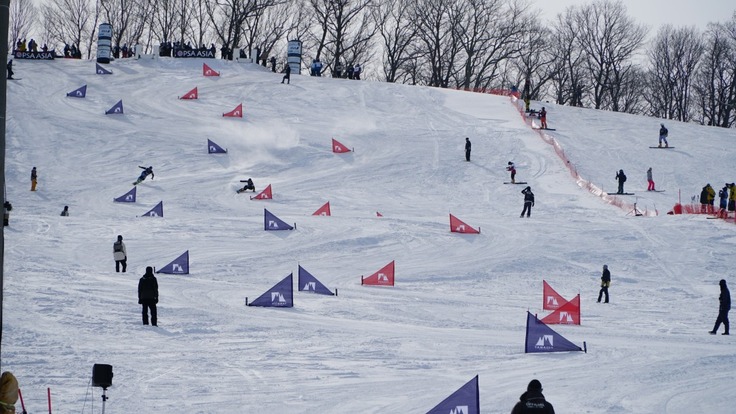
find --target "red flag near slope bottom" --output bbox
[179,87,198,99]
[449,214,480,234]
[251,184,272,200]
[543,280,568,310]
[223,103,243,118]
[541,294,581,325]
[362,261,394,286]
[203,63,220,77]
[312,201,331,216]
[332,138,352,153]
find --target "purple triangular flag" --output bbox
[67,84,87,98]
[264,209,294,231]
[157,251,189,274]
[96,63,112,74]
[248,274,293,307]
[426,375,479,414]
[525,312,583,353]
[207,139,228,154]
[298,265,334,295]
[141,201,163,217]
[105,100,124,115]
[114,187,136,203]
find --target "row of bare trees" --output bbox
[7,0,736,128]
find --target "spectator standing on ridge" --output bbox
[346,64,354,79]
[615,169,626,194]
[598,265,611,303]
[728,183,736,213]
[521,186,534,218]
[700,184,715,213]
[539,107,548,129]
[465,137,471,162]
[658,123,669,148]
[709,279,730,335]
[6,59,13,80]
[334,60,343,78]
[270,56,276,72]
[353,63,362,80]
[138,266,159,326]
[718,184,729,214]
[281,63,291,84]
[30,167,37,191]
[3,201,12,226]
[647,167,655,191]
[511,379,555,414]
[113,235,127,273]
[60,206,69,216]
[507,161,517,183]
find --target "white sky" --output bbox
[3,57,736,413]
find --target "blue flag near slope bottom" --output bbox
[298,265,334,295]
[105,100,124,115]
[114,187,136,203]
[207,139,227,154]
[96,63,112,74]
[264,209,294,231]
[67,84,87,98]
[525,312,583,353]
[248,274,293,307]
[157,251,189,274]
[141,201,163,217]
[426,375,479,414]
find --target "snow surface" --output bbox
[3,57,736,413]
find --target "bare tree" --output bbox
[572,0,647,110]
[693,20,736,127]
[100,0,135,50]
[205,0,276,54]
[189,0,212,48]
[510,11,554,100]
[549,7,587,106]
[9,0,37,51]
[410,0,464,87]
[372,0,418,82]
[40,0,97,55]
[645,25,704,121]
[243,0,292,62]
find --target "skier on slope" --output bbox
[134,166,154,185]
[507,161,517,183]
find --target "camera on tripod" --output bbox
[92,364,113,413]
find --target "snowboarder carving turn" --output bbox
[237,178,256,193]
[134,166,154,185]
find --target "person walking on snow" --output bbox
[511,379,555,414]
[113,235,127,272]
[658,124,669,148]
[507,161,517,183]
[598,265,611,303]
[465,137,471,161]
[134,166,154,185]
[647,167,655,191]
[281,63,291,84]
[539,107,548,129]
[138,266,159,326]
[615,169,626,194]
[521,186,534,218]
[30,167,37,191]
[709,279,730,335]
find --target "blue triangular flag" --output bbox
[67,84,87,98]
[105,100,124,115]
[157,251,189,274]
[207,139,228,154]
[96,63,112,74]
[114,187,136,203]
[426,375,479,414]
[525,312,583,353]
[264,209,294,231]
[248,274,293,307]
[298,265,334,295]
[141,201,163,217]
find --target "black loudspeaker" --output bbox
[92,364,113,388]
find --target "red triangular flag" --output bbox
[179,87,198,100]
[543,280,567,310]
[362,261,394,286]
[250,184,272,200]
[332,138,352,153]
[312,202,331,216]
[223,103,243,118]
[449,214,480,234]
[541,295,581,325]
[376,211,383,217]
[203,63,220,77]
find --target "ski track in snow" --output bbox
[2,57,736,413]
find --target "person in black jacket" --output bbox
[281,63,291,84]
[138,266,159,326]
[6,59,13,80]
[465,137,471,161]
[511,379,555,414]
[615,169,626,194]
[710,279,730,335]
[521,186,534,218]
[598,264,611,303]
[134,166,154,185]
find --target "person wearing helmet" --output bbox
[134,165,154,185]
[507,161,517,183]
[658,123,668,147]
[521,186,534,218]
[465,137,471,162]
[598,264,611,303]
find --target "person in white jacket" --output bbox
[113,235,127,273]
